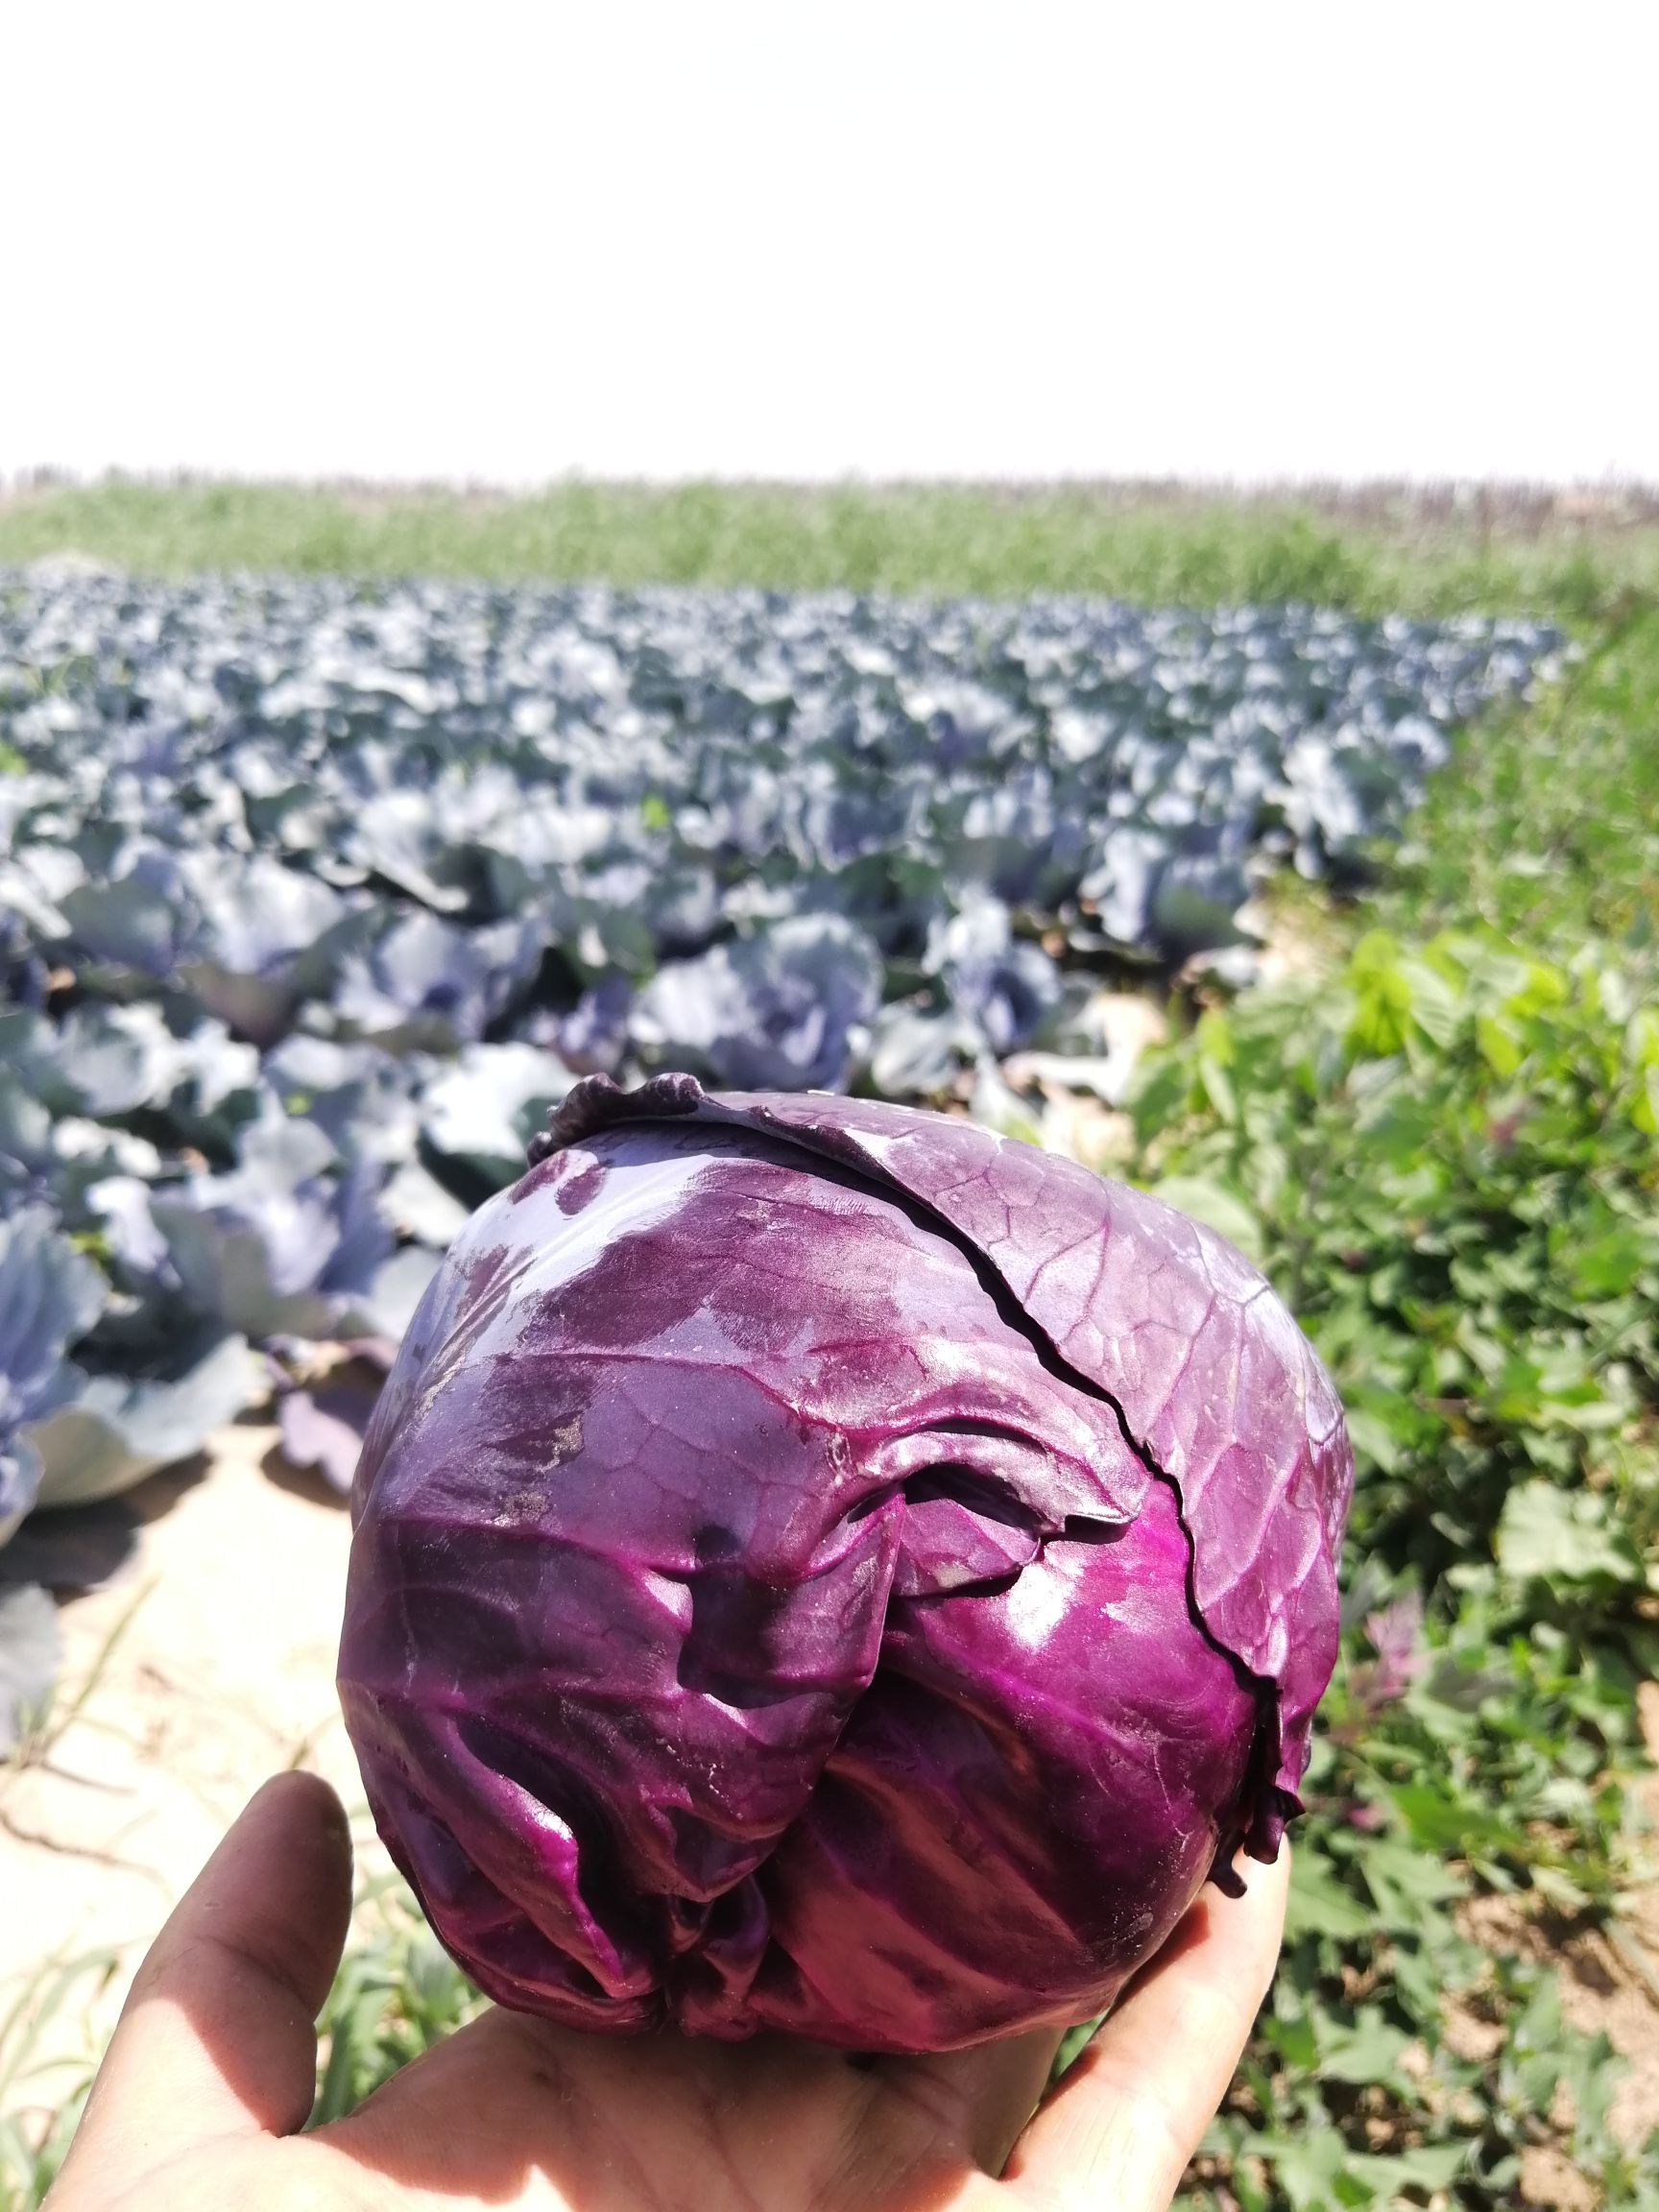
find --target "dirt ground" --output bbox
[5,1429,1659,2185]
[1,1421,395,2126]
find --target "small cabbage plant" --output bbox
[339,1076,1351,2053]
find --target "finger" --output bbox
[72,1772,352,2170]
[1004,1847,1289,2212]
[874,2026,1066,2176]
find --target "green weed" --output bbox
[0,1950,119,2212]
[309,1872,486,2127]
[1127,590,1659,2207]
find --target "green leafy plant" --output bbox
[1124,602,1659,2206]
[1133,928,1658,1585]
[309,1871,487,2127]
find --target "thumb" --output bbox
[64,1772,352,2182]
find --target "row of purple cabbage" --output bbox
[0,566,1561,1584]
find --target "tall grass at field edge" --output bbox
[5,477,1659,620]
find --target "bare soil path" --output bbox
[2,1424,393,2131]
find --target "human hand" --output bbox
[49,1770,1287,2212]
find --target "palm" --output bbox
[308,2005,1055,2209]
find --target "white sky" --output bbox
[2,2,1654,488]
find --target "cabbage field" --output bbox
[2,504,1657,2211]
[0,570,1562,1532]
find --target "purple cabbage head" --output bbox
[339,1075,1351,2053]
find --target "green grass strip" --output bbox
[5,477,1659,619]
